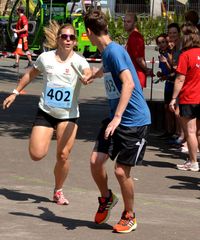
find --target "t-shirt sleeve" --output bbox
[108,48,129,76]
[34,53,44,72]
[79,56,90,71]
[176,53,188,76]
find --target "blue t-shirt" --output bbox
[158,51,173,93]
[159,52,171,76]
[102,41,151,127]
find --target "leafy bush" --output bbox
[138,16,166,45]
[107,14,128,45]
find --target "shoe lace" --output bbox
[55,191,64,200]
[184,160,191,166]
[118,218,129,226]
[59,191,67,201]
[118,212,134,226]
[98,197,110,212]
[118,216,133,226]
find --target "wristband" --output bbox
[172,97,176,100]
[12,89,20,95]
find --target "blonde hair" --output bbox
[43,20,76,49]
[181,23,200,51]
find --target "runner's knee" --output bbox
[57,149,70,163]
[115,166,130,180]
[29,146,47,161]
[90,154,105,169]
[115,167,125,179]
[29,151,46,161]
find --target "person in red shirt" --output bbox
[169,23,200,172]
[12,6,33,68]
[124,12,152,89]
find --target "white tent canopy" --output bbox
[176,0,188,4]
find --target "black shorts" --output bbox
[179,104,200,119]
[164,90,173,104]
[93,118,149,166]
[164,81,174,104]
[33,108,78,129]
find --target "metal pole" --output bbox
[50,0,53,21]
[151,0,155,18]
[150,57,155,101]
[165,0,170,32]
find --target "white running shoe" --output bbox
[177,160,199,172]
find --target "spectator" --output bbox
[167,22,185,147]
[12,6,33,68]
[169,23,200,172]
[185,9,200,32]
[185,10,199,27]
[156,33,174,138]
[124,12,152,89]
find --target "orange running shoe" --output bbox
[95,189,118,224]
[113,211,137,233]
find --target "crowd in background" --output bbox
[123,9,200,172]
[153,10,200,172]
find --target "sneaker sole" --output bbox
[53,197,69,205]
[177,166,199,172]
[113,222,137,233]
[97,195,119,224]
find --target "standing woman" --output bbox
[166,23,182,139]
[3,21,92,204]
[169,23,200,172]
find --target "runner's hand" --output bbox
[104,116,121,139]
[169,98,176,112]
[81,74,94,85]
[3,94,17,109]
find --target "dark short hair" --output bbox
[167,22,180,33]
[155,33,168,45]
[185,10,199,26]
[17,6,25,13]
[84,10,108,36]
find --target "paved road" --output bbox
[0,57,199,240]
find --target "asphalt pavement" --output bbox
[0,55,199,240]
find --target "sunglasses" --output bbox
[60,34,76,41]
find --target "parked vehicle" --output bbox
[0,0,107,58]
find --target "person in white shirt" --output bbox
[3,20,92,205]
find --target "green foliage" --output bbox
[138,16,166,45]
[108,16,128,45]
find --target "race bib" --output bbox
[44,82,73,108]
[104,72,120,99]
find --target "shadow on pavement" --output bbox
[165,176,200,191]
[142,160,177,168]
[0,65,20,82]
[10,207,112,231]
[143,133,189,168]
[0,188,51,203]
[0,64,42,83]
[0,92,39,139]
